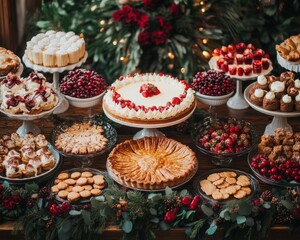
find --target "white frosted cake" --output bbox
[103,73,195,123]
[25,30,85,67]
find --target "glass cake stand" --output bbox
[22,52,88,114]
[50,118,117,167]
[244,83,300,135]
[0,95,62,137]
[209,56,273,110]
[102,101,197,140]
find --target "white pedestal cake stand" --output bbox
[209,56,273,110]
[0,96,62,137]
[22,52,88,114]
[103,102,197,140]
[244,83,300,135]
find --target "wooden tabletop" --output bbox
[0,100,299,240]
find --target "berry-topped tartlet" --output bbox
[60,69,108,108]
[102,73,196,124]
[210,43,272,78]
[0,72,59,115]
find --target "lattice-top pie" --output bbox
[107,137,198,190]
[0,47,20,76]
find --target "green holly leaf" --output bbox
[159,221,170,231]
[220,208,228,218]
[150,208,157,216]
[122,220,133,233]
[2,181,9,188]
[95,196,105,202]
[263,203,271,209]
[148,193,162,202]
[206,223,217,235]
[179,189,188,198]
[201,204,214,217]
[185,210,195,220]
[69,210,81,216]
[165,187,173,196]
[236,215,246,225]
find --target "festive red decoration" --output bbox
[164,210,176,224]
[181,196,192,206]
[170,3,181,16]
[137,13,149,29]
[138,31,151,46]
[49,203,61,216]
[189,199,198,210]
[151,30,168,45]
[2,197,16,210]
[293,206,300,220]
[61,202,70,214]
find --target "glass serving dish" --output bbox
[193,168,260,204]
[50,118,117,167]
[247,147,300,188]
[191,116,258,166]
[50,168,108,204]
[0,144,63,185]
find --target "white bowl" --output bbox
[195,91,234,106]
[63,91,106,108]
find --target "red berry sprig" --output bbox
[139,83,160,98]
[60,69,108,98]
[192,70,235,96]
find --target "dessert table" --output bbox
[0,100,299,240]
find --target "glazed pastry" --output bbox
[19,163,36,177]
[10,133,22,146]
[24,71,46,92]
[33,86,58,111]
[270,81,286,99]
[40,154,55,171]
[21,94,42,115]
[282,131,294,145]
[249,75,268,95]
[283,145,293,159]
[23,133,35,142]
[6,165,22,178]
[36,147,51,156]
[0,48,20,77]
[250,88,265,106]
[4,139,15,149]
[295,92,300,111]
[0,145,8,155]
[1,93,24,114]
[21,147,37,163]
[3,157,19,168]
[292,151,300,161]
[266,75,278,85]
[280,71,295,86]
[7,149,21,159]
[274,128,285,145]
[262,92,279,110]
[268,145,282,161]
[28,158,42,175]
[35,134,48,148]
[280,94,293,112]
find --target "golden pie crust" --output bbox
[102,100,196,125]
[0,47,20,76]
[107,137,198,190]
[276,34,300,62]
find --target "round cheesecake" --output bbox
[103,73,195,124]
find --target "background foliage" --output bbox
[35,0,300,82]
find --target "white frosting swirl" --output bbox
[45,30,56,36]
[270,81,285,93]
[265,91,275,100]
[257,75,267,85]
[254,89,264,98]
[282,94,292,103]
[295,93,300,102]
[295,79,300,88]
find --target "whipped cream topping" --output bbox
[296,93,300,102]
[6,165,21,176]
[65,31,75,38]
[265,91,275,100]
[254,89,265,98]
[55,31,65,39]
[104,73,194,120]
[295,79,300,88]
[282,94,292,103]
[45,30,56,36]
[270,81,285,92]
[257,75,267,85]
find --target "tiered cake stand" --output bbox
[22,52,88,114]
[209,57,273,110]
[103,101,197,140]
[0,95,62,137]
[244,84,300,134]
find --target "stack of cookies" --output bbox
[199,171,252,201]
[51,170,105,202]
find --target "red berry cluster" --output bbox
[60,69,108,99]
[49,202,70,216]
[139,83,160,97]
[251,154,300,182]
[198,118,252,154]
[191,70,235,96]
[212,43,270,76]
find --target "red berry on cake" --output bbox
[139,83,160,98]
[229,66,237,75]
[221,61,229,72]
[221,46,228,55]
[217,58,225,69]
[237,67,244,76]
[172,97,181,105]
[246,43,255,50]
[235,42,246,54]
[253,49,265,60]
[227,44,235,52]
[212,48,221,56]
[244,66,252,76]
[262,59,270,70]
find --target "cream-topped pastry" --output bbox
[265,91,275,100]
[257,75,267,85]
[103,73,195,123]
[280,94,293,112]
[1,73,24,94]
[25,71,46,91]
[270,81,285,92]
[25,31,85,67]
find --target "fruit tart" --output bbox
[0,47,20,77]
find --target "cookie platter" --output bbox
[50,168,107,204]
[193,168,259,204]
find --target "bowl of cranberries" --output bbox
[60,69,108,108]
[248,149,300,187]
[192,70,235,106]
[191,116,257,166]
